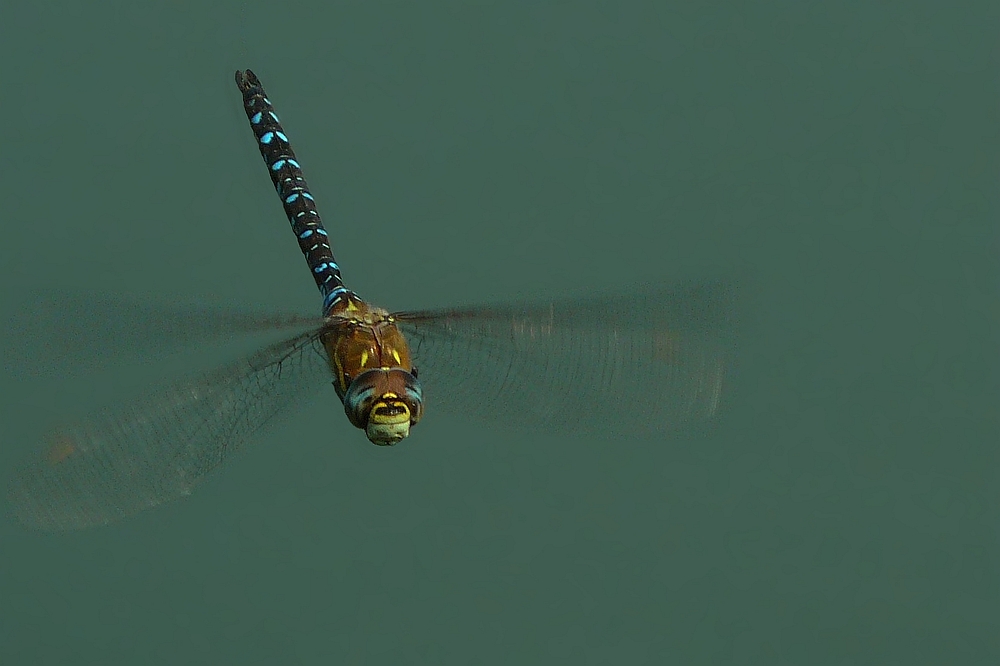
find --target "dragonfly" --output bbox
[7,70,737,531]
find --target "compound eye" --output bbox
[342,368,424,438]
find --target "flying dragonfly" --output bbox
[7,70,738,531]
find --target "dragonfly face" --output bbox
[343,367,423,445]
[322,293,424,445]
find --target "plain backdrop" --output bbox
[0,1,995,664]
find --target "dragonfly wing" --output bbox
[7,292,324,373]
[395,281,738,437]
[8,329,332,531]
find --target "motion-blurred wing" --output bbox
[5,292,324,374]
[395,282,738,437]
[8,329,331,531]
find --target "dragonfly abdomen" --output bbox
[235,70,347,313]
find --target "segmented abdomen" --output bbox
[235,70,346,313]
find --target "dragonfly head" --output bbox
[343,368,424,446]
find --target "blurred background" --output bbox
[0,1,995,663]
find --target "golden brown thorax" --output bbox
[321,293,413,396]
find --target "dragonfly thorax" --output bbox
[322,296,423,445]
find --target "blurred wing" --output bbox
[5,292,323,374]
[395,282,738,437]
[7,329,332,531]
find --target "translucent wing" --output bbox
[7,329,333,531]
[395,281,738,436]
[5,292,324,373]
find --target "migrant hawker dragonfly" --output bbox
[7,70,737,530]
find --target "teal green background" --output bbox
[0,1,996,663]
